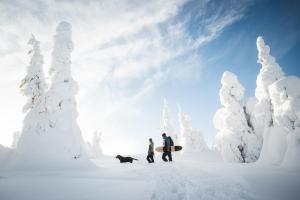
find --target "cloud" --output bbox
[0,0,252,153]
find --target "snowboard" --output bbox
[155,146,182,153]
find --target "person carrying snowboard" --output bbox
[162,133,173,162]
[146,138,155,163]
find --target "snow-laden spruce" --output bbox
[253,36,284,141]
[8,22,92,169]
[86,131,103,159]
[178,105,208,153]
[19,35,47,113]
[14,34,49,164]
[161,98,177,141]
[253,37,286,165]
[214,71,261,163]
[45,21,89,165]
[269,77,300,168]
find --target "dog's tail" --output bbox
[133,158,138,161]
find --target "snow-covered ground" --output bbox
[0,152,299,200]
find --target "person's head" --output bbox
[162,133,167,139]
[149,138,153,143]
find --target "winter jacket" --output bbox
[163,137,172,147]
[163,137,172,152]
[148,142,154,155]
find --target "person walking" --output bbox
[146,138,155,163]
[162,133,173,162]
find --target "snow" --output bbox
[19,34,47,113]
[2,23,300,200]
[255,36,284,101]
[0,144,12,164]
[0,153,299,200]
[258,125,287,165]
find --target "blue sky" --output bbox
[0,0,299,154]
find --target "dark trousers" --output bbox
[147,154,154,163]
[162,151,172,162]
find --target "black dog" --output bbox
[115,155,138,163]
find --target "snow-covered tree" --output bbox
[45,21,88,162]
[178,105,208,152]
[19,34,47,113]
[269,76,300,168]
[86,131,103,159]
[253,36,285,164]
[161,98,177,141]
[16,35,49,157]
[253,36,284,138]
[214,71,261,163]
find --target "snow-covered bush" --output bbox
[269,76,300,168]
[161,99,177,141]
[178,106,208,152]
[214,71,261,163]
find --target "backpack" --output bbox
[168,136,174,146]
